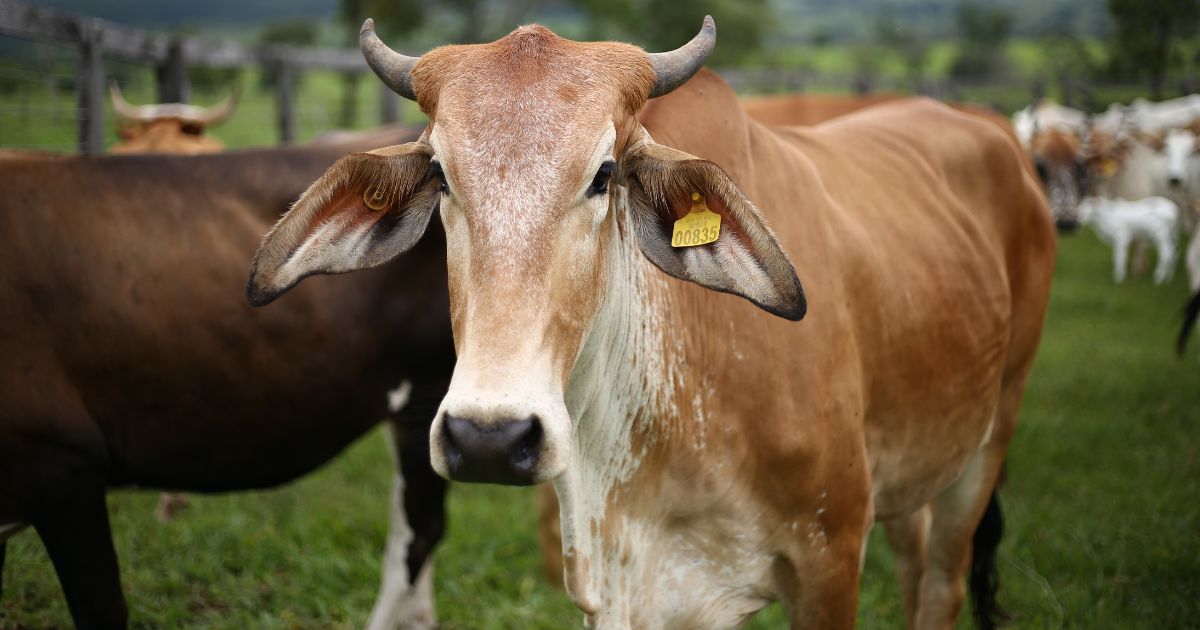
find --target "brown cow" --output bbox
[109,83,235,154]
[249,18,1055,629]
[740,91,904,126]
[0,135,454,630]
[107,84,237,522]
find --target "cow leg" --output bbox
[1113,237,1130,283]
[912,446,1007,630]
[1130,238,1149,277]
[1154,233,1177,284]
[883,505,932,628]
[776,531,864,630]
[366,405,446,630]
[153,492,190,522]
[34,486,127,630]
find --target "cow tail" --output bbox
[969,488,1007,630]
[1177,288,1200,356]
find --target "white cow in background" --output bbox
[1126,95,1200,134]
[1078,196,1179,283]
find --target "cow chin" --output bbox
[429,388,571,486]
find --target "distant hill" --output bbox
[28,0,1112,42]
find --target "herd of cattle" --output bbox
[1014,96,1200,352]
[4,14,1172,630]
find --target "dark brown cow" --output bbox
[0,135,454,629]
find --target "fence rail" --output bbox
[0,0,398,152]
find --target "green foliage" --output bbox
[1106,0,1200,97]
[873,6,930,79]
[260,20,320,46]
[570,0,772,66]
[339,0,427,42]
[1037,34,1103,81]
[950,2,1016,78]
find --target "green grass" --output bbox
[3,230,1198,628]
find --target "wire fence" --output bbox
[0,0,1189,154]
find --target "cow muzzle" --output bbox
[439,413,543,485]
[430,390,571,486]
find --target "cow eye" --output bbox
[588,161,614,197]
[1034,159,1048,182]
[427,161,448,194]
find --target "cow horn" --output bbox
[647,16,716,98]
[360,18,419,101]
[110,82,150,122]
[197,86,238,125]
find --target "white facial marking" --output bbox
[1165,129,1198,184]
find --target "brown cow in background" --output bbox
[109,83,236,154]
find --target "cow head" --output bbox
[1163,128,1199,189]
[1031,129,1088,232]
[247,17,803,485]
[110,83,235,154]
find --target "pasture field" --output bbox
[2,220,1198,628]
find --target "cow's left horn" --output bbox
[110,82,150,122]
[647,16,716,98]
[360,18,419,101]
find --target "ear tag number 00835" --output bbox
[363,185,389,211]
[671,192,721,248]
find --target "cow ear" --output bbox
[247,142,438,306]
[621,142,806,320]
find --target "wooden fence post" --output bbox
[157,39,189,103]
[76,26,104,154]
[380,85,398,124]
[277,62,296,144]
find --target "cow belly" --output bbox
[863,314,1009,518]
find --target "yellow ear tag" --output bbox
[363,186,389,211]
[671,192,722,248]
[1100,159,1118,177]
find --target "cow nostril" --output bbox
[440,413,542,485]
[511,416,543,473]
[1170,177,1183,187]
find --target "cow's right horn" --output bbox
[647,16,716,98]
[360,18,419,101]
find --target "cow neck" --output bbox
[555,191,682,615]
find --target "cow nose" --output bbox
[441,414,542,485]
[1169,176,1183,188]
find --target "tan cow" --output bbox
[109,83,235,154]
[248,17,1055,629]
[740,92,904,127]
